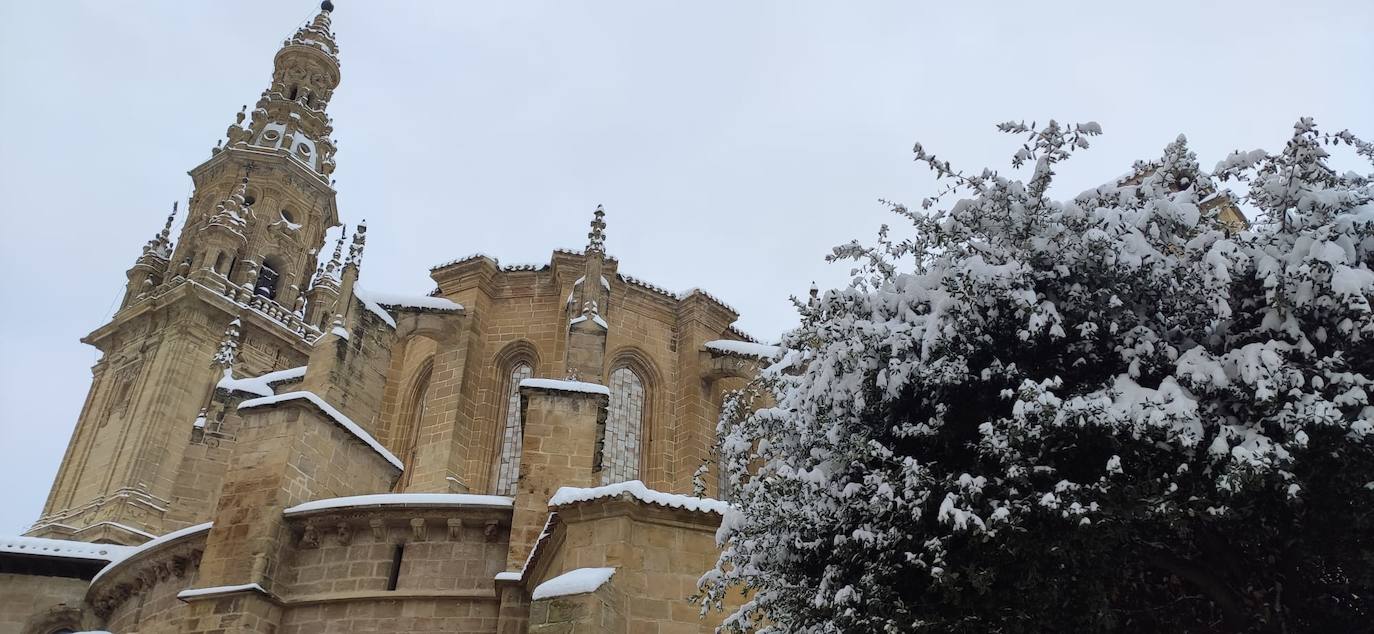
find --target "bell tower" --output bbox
[30,1,347,544]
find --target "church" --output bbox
[0,3,773,632]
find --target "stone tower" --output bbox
[29,1,345,545]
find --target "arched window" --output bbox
[255,257,282,300]
[394,362,432,491]
[492,362,533,495]
[597,367,645,485]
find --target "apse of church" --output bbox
[4,3,773,632]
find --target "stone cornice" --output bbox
[86,525,210,619]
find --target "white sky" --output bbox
[0,0,1369,533]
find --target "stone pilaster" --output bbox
[506,383,607,570]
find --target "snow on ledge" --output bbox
[530,567,617,601]
[705,340,782,359]
[217,366,307,398]
[177,582,267,601]
[519,378,610,396]
[238,392,404,470]
[549,480,730,515]
[494,571,522,582]
[76,521,157,540]
[569,314,609,329]
[0,535,136,562]
[92,522,212,585]
[285,493,513,515]
[356,287,462,312]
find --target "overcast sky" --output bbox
[0,0,1369,533]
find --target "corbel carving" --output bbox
[335,522,351,546]
[410,517,426,541]
[484,520,500,542]
[369,517,385,541]
[300,523,319,549]
[447,518,463,540]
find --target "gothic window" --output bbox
[597,367,645,485]
[394,362,431,491]
[254,260,281,299]
[492,362,533,495]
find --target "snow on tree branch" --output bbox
[701,118,1374,632]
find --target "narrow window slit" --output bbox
[386,544,404,591]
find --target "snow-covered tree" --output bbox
[701,119,1374,632]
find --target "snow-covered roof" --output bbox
[679,287,738,314]
[705,339,782,359]
[216,366,307,398]
[430,252,497,272]
[549,480,730,515]
[352,287,397,328]
[519,378,611,396]
[530,567,617,600]
[726,324,761,343]
[91,522,212,585]
[0,535,136,562]
[618,273,676,299]
[284,493,513,515]
[238,391,403,470]
[356,287,462,312]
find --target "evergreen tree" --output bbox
[701,119,1374,633]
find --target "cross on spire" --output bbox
[587,204,607,254]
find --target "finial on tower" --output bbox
[318,226,347,282]
[321,0,335,13]
[346,220,367,267]
[160,201,178,241]
[586,204,607,254]
[212,318,242,372]
[141,201,179,258]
